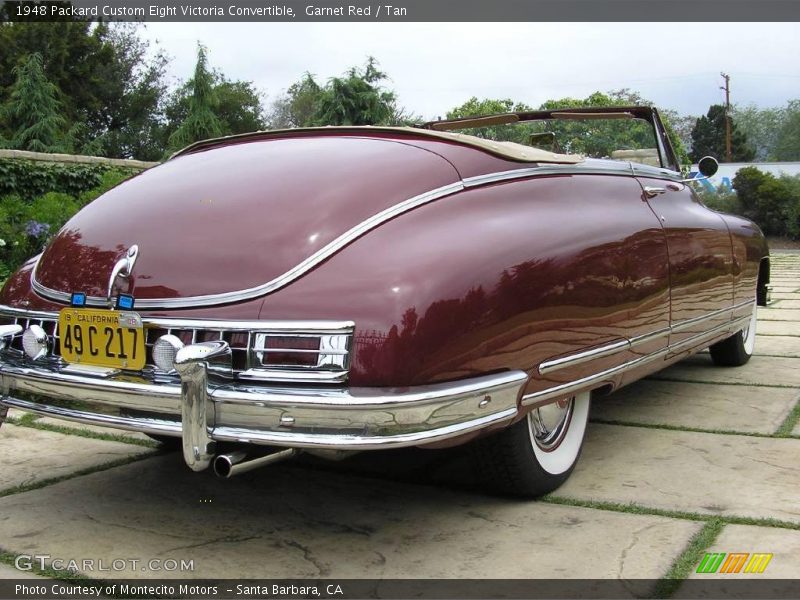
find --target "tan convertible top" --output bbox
[172,125,585,164]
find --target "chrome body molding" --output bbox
[538,300,754,376]
[29,161,683,310]
[0,346,528,454]
[525,312,752,407]
[539,339,629,375]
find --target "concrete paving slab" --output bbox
[555,424,800,522]
[686,524,800,579]
[770,279,800,286]
[0,424,154,492]
[651,354,800,387]
[592,379,797,434]
[4,408,37,422]
[769,292,800,301]
[35,417,151,443]
[771,299,800,309]
[757,320,800,335]
[0,455,701,582]
[757,308,800,321]
[754,335,800,358]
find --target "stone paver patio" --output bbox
[0,253,798,597]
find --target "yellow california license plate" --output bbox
[58,308,146,370]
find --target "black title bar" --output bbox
[2,0,800,22]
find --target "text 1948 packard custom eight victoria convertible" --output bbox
[0,106,769,496]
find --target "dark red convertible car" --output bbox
[0,106,769,496]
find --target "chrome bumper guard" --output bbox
[0,338,527,471]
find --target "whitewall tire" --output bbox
[472,391,591,497]
[710,299,757,367]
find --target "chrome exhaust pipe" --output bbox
[213,448,299,479]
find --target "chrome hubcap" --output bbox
[529,396,574,451]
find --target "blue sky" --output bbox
[142,22,800,119]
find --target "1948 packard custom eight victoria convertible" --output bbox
[0,106,770,496]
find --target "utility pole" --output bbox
[720,72,732,162]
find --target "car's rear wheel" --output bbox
[709,298,757,367]
[472,391,590,497]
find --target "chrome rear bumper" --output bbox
[0,341,527,470]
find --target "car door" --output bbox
[638,178,734,351]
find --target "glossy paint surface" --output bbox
[1,129,769,396]
[33,135,460,300]
[638,178,735,346]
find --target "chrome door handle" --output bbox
[643,186,667,198]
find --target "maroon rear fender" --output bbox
[32,135,461,301]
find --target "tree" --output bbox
[89,24,169,161]
[444,97,535,142]
[732,103,786,161]
[284,73,322,127]
[0,53,70,152]
[773,100,800,161]
[444,90,689,163]
[163,74,265,145]
[690,104,755,163]
[0,19,170,159]
[312,57,396,126]
[167,45,223,152]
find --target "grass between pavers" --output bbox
[775,399,800,437]
[589,417,788,439]
[538,498,798,597]
[9,411,158,448]
[540,495,800,531]
[648,376,798,389]
[0,452,158,499]
[650,518,725,599]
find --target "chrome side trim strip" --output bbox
[668,315,750,355]
[670,300,753,334]
[523,349,668,407]
[462,163,635,188]
[525,310,752,407]
[535,301,753,378]
[30,181,465,309]
[630,327,671,348]
[539,338,629,375]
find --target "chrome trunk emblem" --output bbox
[106,245,139,307]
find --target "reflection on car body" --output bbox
[0,106,770,496]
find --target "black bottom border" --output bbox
[2,579,800,600]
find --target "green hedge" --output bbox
[0,162,142,281]
[0,158,140,200]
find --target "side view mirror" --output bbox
[681,156,719,183]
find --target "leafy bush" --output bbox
[732,167,800,238]
[0,158,138,200]
[0,161,142,280]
